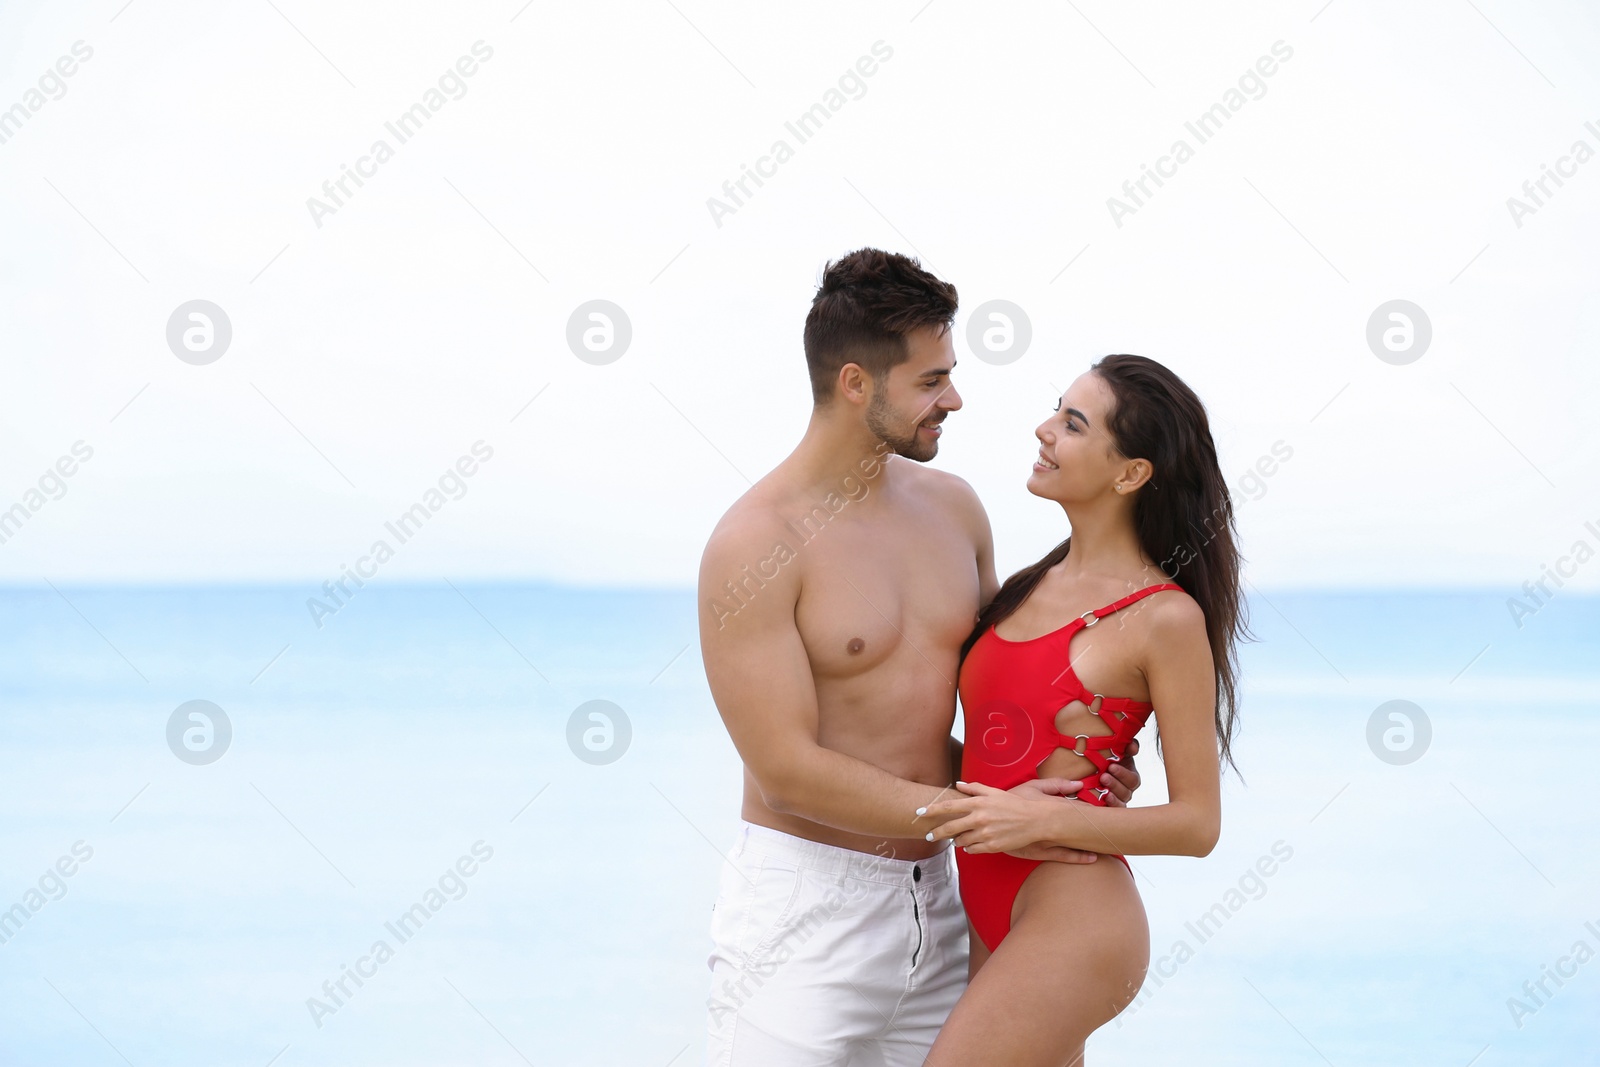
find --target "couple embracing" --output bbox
[697,248,1245,1066]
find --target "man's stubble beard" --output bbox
[866,388,938,463]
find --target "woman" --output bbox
[918,354,1245,1065]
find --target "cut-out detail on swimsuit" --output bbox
[955,582,1183,952]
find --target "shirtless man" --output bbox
[698,249,1141,1065]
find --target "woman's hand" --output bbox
[922,780,1082,855]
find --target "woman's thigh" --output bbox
[966,919,991,980]
[931,857,1149,1067]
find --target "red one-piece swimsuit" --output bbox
[955,583,1183,953]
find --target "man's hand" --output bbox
[1004,841,1099,862]
[1103,737,1142,805]
[1032,737,1142,807]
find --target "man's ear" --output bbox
[837,362,870,406]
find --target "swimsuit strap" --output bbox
[1078,582,1184,628]
[1062,704,1159,803]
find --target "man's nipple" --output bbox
[846,637,865,655]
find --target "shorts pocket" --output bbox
[743,862,810,969]
[709,853,804,973]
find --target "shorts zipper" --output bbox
[909,867,924,969]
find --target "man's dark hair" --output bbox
[802,248,959,405]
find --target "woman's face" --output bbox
[1027,371,1124,503]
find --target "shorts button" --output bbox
[912,864,922,882]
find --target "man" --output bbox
[698,248,1141,1066]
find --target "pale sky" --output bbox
[2,0,1597,588]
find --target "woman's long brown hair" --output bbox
[961,354,1249,773]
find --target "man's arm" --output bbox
[959,474,1002,614]
[699,517,955,838]
[947,477,992,793]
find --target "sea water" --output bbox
[0,585,1595,1065]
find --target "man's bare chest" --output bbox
[789,515,979,680]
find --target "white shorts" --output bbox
[703,821,969,1066]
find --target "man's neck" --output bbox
[783,406,897,495]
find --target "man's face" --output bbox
[864,325,962,462]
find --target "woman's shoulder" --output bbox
[1141,583,1206,638]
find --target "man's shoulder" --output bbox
[886,456,961,496]
[698,483,808,630]
[706,485,779,543]
[900,462,987,526]
[701,482,805,572]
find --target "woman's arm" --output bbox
[924,595,1221,857]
